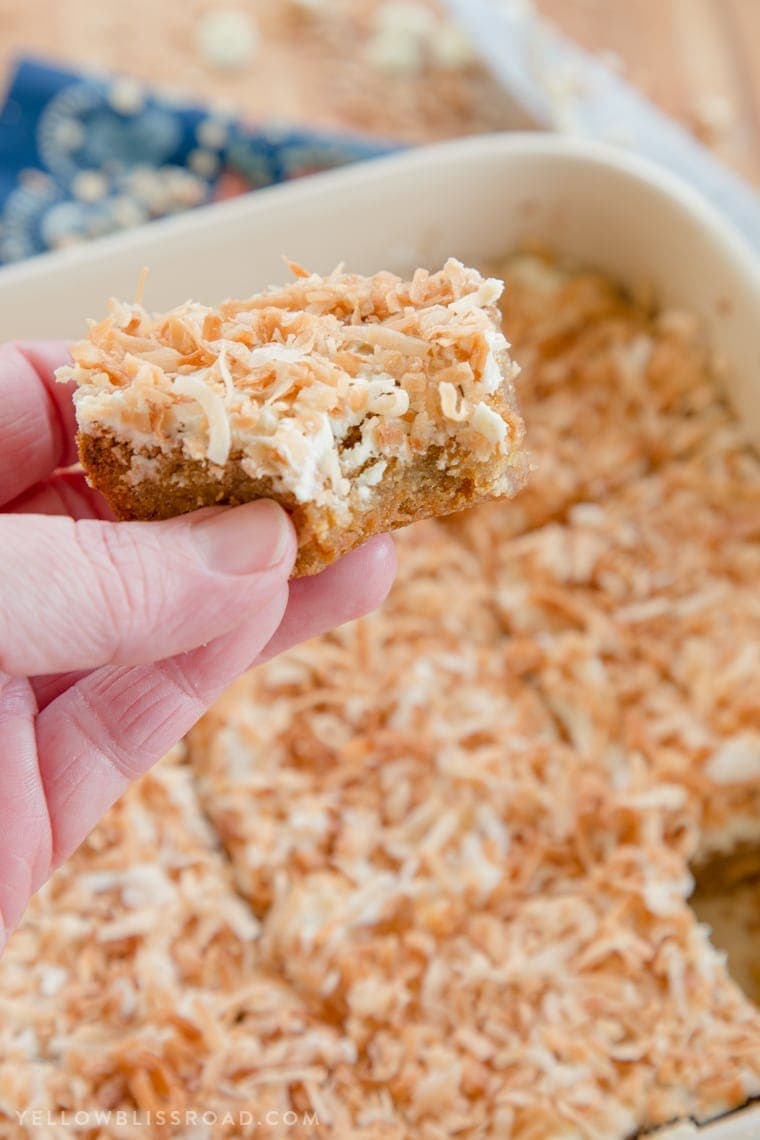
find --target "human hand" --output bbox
[0,342,396,950]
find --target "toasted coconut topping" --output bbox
[59,259,522,510]
[171,372,231,465]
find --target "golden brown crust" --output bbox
[79,416,525,577]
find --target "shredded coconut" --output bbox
[60,259,521,510]
[8,255,760,1140]
[172,372,231,466]
[705,736,760,786]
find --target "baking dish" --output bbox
[0,134,757,1137]
[0,133,757,449]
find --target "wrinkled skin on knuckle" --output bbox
[0,674,54,936]
[70,523,133,663]
[79,523,188,664]
[153,654,209,714]
[0,526,73,673]
[81,524,223,661]
[65,680,151,786]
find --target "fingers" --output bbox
[0,675,51,940]
[0,501,297,675]
[8,470,115,520]
[257,535,397,664]
[0,341,77,506]
[29,536,397,713]
[31,671,91,709]
[35,591,289,867]
[5,536,396,927]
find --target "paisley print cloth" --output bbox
[0,57,398,264]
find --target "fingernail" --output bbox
[192,501,292,575]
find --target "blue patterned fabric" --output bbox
[0,57,400,265]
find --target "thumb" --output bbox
[0,501,296,675]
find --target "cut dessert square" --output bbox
[58,259,527,575]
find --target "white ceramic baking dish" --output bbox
[0,134,757,1137]
[0,134,757,442]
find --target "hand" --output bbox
[0,342,396,950]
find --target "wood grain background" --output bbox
[0,0,757,183]
[540,0,760,184]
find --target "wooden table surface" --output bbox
[0,0,757,183]
[540,0,760,185]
